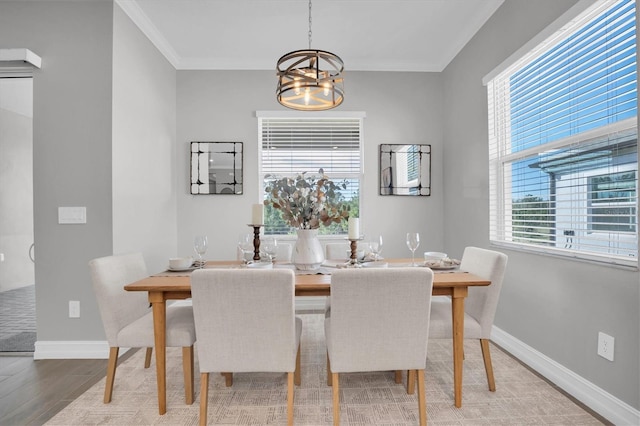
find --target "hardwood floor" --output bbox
[0,350,135,426]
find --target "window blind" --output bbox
[488,0,638,266]
[260,117,361,177]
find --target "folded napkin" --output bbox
[423,258,461,268]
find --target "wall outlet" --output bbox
[597,332,614,361]
[69,300,80,318]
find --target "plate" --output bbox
[426,264,458,270]
[246,262,273,269]
[361,261,388,268]
[167,265,196,272]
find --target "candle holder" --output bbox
[248,224,262,261]
[345,237,364,268]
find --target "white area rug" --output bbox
[46,314,603,425]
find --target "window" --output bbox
[486,0,637,266]
[257,112,364,235]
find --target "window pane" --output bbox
[259,116,362,236]
[488,0,638,265]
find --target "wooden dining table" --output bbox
[124,259,490,414]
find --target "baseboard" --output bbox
[492,326,640,425]
[33,340,130,360]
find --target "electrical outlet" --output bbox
[597,332,614,361]
[69,300,80,318]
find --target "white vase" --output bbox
[292,229,325,271]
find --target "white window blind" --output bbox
[258,114,363,235]
[487,0,638,267]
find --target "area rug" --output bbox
[45,314,604,425]
[0,331,36,352]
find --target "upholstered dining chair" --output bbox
[276,242,293,262]
[428,246,508,392]
[325,242,349,260]
[325,268,434,426]
[190,268,302,426]
[89,253,196,404]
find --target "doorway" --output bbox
[0,76,35,353]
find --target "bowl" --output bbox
[169,257,193,269]
[424,251,447,262]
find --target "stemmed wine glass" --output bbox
[369,235,383,261]
[406,232,420,266]
[262,237,278,263]
[193,235,208,268]
[237,233,253,264]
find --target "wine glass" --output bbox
[193,235,208,268]
[262,237,278,263]
[406,232,420,266]
[369,235,383,261]
[237,233,253,264]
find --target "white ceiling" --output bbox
[116,0,504,72]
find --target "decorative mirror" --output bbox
[379,144,431,196]
[190,142,243,194]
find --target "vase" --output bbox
[292,229,325,271]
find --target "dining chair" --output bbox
[325,242,349,260]
[428,246,508,392]
[88,253,196,405]
[191,268,302,426]
[276,242,293,262]
[325,268,434,426]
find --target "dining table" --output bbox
[124,259,491,414]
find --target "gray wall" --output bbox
[176,71,445,260]
[0,1,115,340]
[442,0,639,409]
[112,4,177,274]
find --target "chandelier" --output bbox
[276,0,344,111]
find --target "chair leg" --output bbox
[331,373,340,426]
[294,345,301,386]
[480,339,496,391]
[407,369,416,395]
[326,353,332,386]
[199,372,209,426]
[287,372,295,426]
[223,372,233,387]
[104,347,119,403]
[183,346,194,404]
[417,369,427,426]
[144,347,153,368]
[394,370,403,384]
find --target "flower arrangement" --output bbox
[264,169,350,230]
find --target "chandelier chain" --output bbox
[308,0,312,49]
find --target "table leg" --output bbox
[451,287,467,408]
[149,292,167,415]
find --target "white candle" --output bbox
[252,203,264,225]
[348,217,360,239]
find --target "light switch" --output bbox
[58,207,86,224]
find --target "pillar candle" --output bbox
[348,217,360,239]
[252,203,264,225]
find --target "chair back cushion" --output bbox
[191,268,298,373]
[88,253,150,346]
[460,246,508,336]
[325,243,349,260]
[326,268,433,373]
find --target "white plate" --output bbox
[361,261,388,268]
[428,264,458,270]
[167,265,195,272]
[246,262,273,269]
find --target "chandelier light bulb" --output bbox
[304,87,311,105]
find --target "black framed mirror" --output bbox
[379,144,431,196]
[190,142,243,194]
